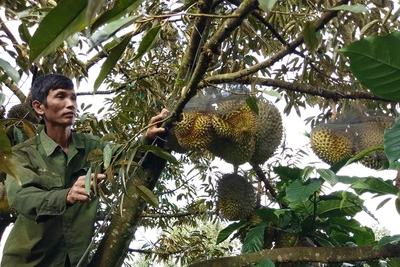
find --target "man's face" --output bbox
[36,88,77,127]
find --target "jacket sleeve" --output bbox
[5,151,69,223]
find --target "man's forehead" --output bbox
[50,88,76,94]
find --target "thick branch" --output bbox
[89,140,167,267]
[173,0,214,98]
[188,243,400,267]
[204,76,392,102]
[3,78,26,102]
[172,0,259,116]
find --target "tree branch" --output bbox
[172,0,259,118]
[142,210,214,218]
[89,139,168,266]
[205,0,350,82]
[187,243,400,267]
[251,164,277,198]
[172,0,215,100]
[3,78,26,103]
[203,76,392,102]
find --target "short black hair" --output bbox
[30,74,74,106]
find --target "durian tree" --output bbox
[1,0,400,266]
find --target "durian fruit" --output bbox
[274,231,309,248]
[7,102,39,123]
[310,114,394,169]
[310,124,354,165]
[209,102,257,165]
[212,105,257,143]
[171,112,216,151]
[355,117,394,169]
[250,100,283,165]
[170,95,283,166]
[263,223,277,249]
[216,173,255,221]
[209,137,255,166]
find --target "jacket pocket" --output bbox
[37,169,63,190]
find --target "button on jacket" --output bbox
[2,129,103,267]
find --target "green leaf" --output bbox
[318,199,361,217]
[119,166,127,193]
[85,167,92,195]
[0,127,20,184]
[254,207,278,222]
[29,0,88,63]
[329,217,375,245]
[337,31,400,101]
[0,93,5,105]
[86,0,106,27]
[289,200,314,217]
[262,89,281,99]
[329,156,352,174]
[396,198,400,215]
[303,21,318,54]
[373,235,400,250]
[0,58,20,83]
[216,220,248,245]
[274,166,303,183]
[286,179,324,204]
[376,197,392,211]
[328,4,368,13]
[346,145,384,166]
[140,144,179,164]
[246,96,259,114]
[351,177,398,196]
[317,168,338,186]
[254,258,275,267]
[258,0,277,11]
[136,184,159,209]
[131,26,162,61]
[93,34,132,92]
[103,143,112,169]
[91,0,143,32]
[18,23,31,44]
[301,166,315,182]
[384,116,400,167]
[387,257,400,267]
[89,15,141,47]
[242,222,267,253]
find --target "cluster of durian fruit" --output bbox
[168,93,283,166]
[310,111,394,169]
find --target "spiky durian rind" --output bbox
[217,173,255,221]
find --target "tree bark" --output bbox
[89,143,167,267]
[188,243,400,267]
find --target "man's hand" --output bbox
[145,109,169,140]
[66,173,106,204]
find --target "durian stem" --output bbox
[251,164,277,198]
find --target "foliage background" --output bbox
[1,0,400,266]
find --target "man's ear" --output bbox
[32,100,44,115]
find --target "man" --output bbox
[1,74,167,266]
